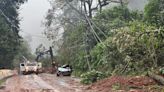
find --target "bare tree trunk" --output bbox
[152,42,158,68]
[88,0,92,18]
[98,0,102,12]
[84,26,92,71]
[120,0,124,7]
[148,72,164,85]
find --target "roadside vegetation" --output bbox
[0,0,33,69]
[0,79,5,86]
[44,0,164,85]
[1,0,164,90]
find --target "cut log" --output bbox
[148,72,164,85]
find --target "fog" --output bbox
[128,0,148,10]
[19,0,148,54]
[19,0,52,54]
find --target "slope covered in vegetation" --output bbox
[44,0,164,84]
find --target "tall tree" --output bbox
[144,0,164,27]
[0,0,27,68]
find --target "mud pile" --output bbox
[87,76,160,92]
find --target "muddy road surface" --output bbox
[0,73,89,92]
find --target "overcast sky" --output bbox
[19,0,52,54]
[128,0,147,10]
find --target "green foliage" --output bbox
[112,83,122,90]
[57,22,89,72]
[80,70,107,84]
[90,37,124,75]
[111,21,164,74]
[55,6,143,75]
[159,68,164,75]
[13,40,34,67]
[0,0,27,34]
[144,0,164,27]
[0,79,6,86]
[0,17,18,68]
[89,20,164,75]
[0,0,28,68]
[93,6,143,38]
[47,0,164,81]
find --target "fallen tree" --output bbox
[148,72,164,85]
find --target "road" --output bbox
[0,71,157,92]
[0,73,90,92]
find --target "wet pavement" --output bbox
[39,74,86,92]
[1,74,56,92]
[0,73,89,92]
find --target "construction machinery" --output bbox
[20,56,42,75]
[35,46,57,73]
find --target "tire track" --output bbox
[2,74,59,92]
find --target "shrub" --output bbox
[80,70,107,84]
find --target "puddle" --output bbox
[58,80,69,86]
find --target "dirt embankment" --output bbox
[87,76,163,92]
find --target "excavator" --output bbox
[35,46,72,76]
[20,47,54,75]
[35,47,58,73]
[20,46,72,76]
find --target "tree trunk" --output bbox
[148,72,164,85]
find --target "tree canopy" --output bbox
[144,0,164,27]
[43,0,164,78]
[0,0,28,68]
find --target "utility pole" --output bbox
[49,46,54,64]
[83,1,92,71]
[84,24,92,71]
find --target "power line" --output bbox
[84,12,105,46]
[90,19,108,38]
[20,31,48,39]
[65,0,107,39]
[0,9,19,30]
